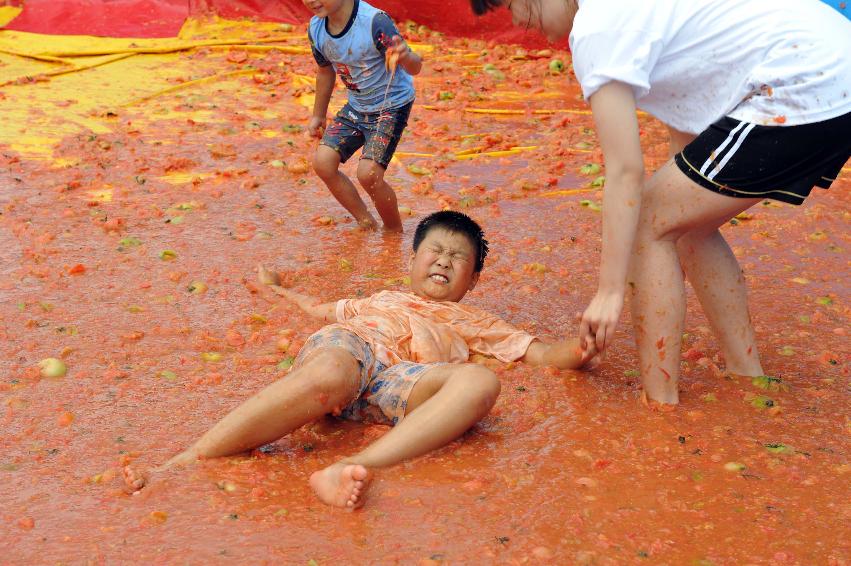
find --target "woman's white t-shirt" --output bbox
[570,0,851,133]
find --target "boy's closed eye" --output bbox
[431,247,469,262]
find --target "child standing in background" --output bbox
[305,0,422,231]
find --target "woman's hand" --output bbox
[579,290,624,354]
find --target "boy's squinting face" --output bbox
[409,228,480,303]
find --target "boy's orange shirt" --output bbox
[333,290,535,367]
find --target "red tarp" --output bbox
[2,0,547,46]
[3,0,190,38]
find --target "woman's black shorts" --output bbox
[675,111,851,205]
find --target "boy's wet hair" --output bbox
[413,210,489,272]
[470,0,503,15]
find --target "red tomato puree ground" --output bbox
[0,19,849,565]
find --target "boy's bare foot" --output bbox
[309,462,371,509]
[257,264,281,286]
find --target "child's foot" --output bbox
[309,462,371,509]
[257,264,281,286]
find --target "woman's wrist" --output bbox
[595,280,626,296]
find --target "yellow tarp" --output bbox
[0,6,21,27]
[0,17,307,161]
[0,16,434,162]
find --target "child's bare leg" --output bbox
[630,162,760,404]
[309,363,499,507]
[126,348,361,492]
[356,159,402,232]
[676,229,763,376]
[122,347,359,490]
[313,145,378,228]
[176,348,360,460]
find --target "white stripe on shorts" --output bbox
[707,122,757,181]
[698,120,748,176]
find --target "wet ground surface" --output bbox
[1,17,849,565]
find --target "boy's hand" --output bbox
[386,36,422,75]
[579,290,624,354]
[307,116,326,139]
[521,337,598,370]
[385,36,407,70]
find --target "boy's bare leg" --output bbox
[310,363,500,507]
[630,161,761,404]
[313,145,378,229]
[356,159,402,232]
[676,229,764,376]
[126,348,362,491]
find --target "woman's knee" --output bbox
[675,227,722,256]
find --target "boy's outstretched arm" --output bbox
[521,338,597,370]
[257,265,337,323]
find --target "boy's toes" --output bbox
[310,462,372,509]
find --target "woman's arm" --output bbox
[521,339,596,369]
[579,81,645,353]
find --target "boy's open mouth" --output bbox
[429,273,449,284]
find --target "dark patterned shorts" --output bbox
[320,101,412,168]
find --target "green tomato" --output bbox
[548,59,565,73]
[579,163,602,176]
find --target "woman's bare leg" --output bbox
[677,229,764,376]
[630,161,761,404]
